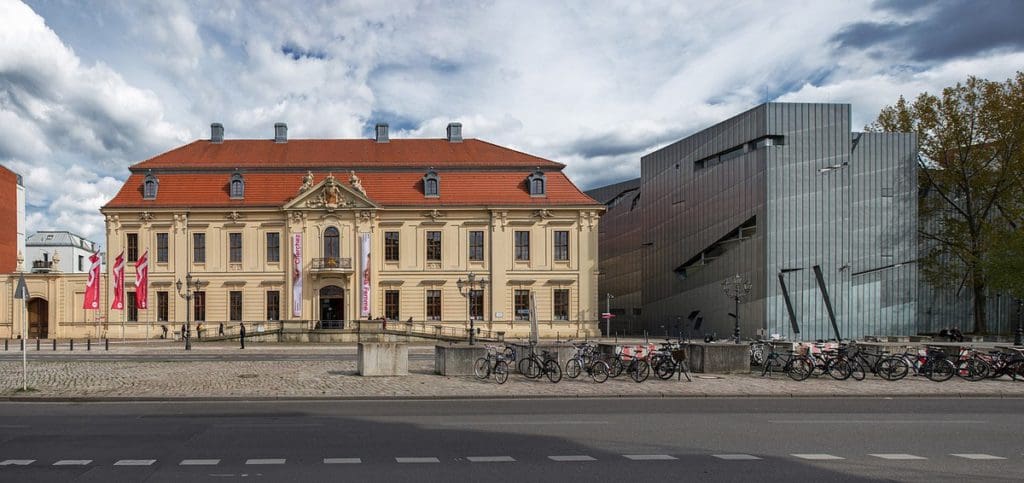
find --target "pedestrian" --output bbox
[197,323,203,339]
[218,322,225,337]
[160,325,168,339]
[239,322,246,349]
[181,323,186,341]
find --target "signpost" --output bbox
[14,274,28,391]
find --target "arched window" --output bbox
[229,172,245,199]
[324,227,340,261]
[528,169,546,197]
[143,171,159,200]
[423,169,440,198]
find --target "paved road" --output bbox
[0,353,435,362]
[0,398,1020,481]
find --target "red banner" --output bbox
[83,252,101,309]
[135,250,149,309]
[111,251,125,310]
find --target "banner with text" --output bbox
[360,233,371,318]
[292,233,302,317]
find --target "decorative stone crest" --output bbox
[139,211,155,223]
[349,170,366,196]
[299,171,315,192]
[226,211,244,222]
[173,213,187,232]
[357,210,376,223]
[533,209,554,219]
[423,209,445,221]
[491,210,509,229]
[305,174,351,212]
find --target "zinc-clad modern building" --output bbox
[589,103,918,341]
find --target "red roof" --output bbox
[131,138,564,170]
[104,171,599,209]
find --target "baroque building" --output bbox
[90,122,603,339]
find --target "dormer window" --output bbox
[528,169,546,197]
[143,171,159,200]
[423,169,440,198]
[229,171,245,199]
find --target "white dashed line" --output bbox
[548,455,596,462]
[791,454,845,460]
[246,458,286,465]
[114,460,156,466]
[0,460,35,466]
[951,454,1006,460]
[623,454,677,461]
[180,459,221,466]
[713,454,762,460]
[395,457,440,463]
[53,460,92,466]
[870,454,927,460]
[467,456,516,462]
[324,458,362,464]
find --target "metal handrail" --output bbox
[310,257,353,270]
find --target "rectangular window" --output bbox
[230,291,242,321]
[266,291,280,321]
[156,233,168,263]
[553,289,569,320]
[385,290,400,320]
[127,291,138,322]
[193,233,206,263]
[554,231,569,261]
[126,233,139,262]
[266,232,280,263]
[514,231,530,261]
[229,233,242,263]
[426,289,441,321]
[426,231,441,261]
[385,232,400,261]
[469,289,484,320]
[468,231,484,261]
[514,289,530,321]
[193,291,206,321]
[78,255,84,272]
[157,291,168,322]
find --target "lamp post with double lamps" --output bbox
[721,274,752,344]
[176,273,201,351]
[457,272,488,345]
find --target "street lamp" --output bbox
[176,273,201,351]
[721,274,752,344]
[1015,298,1023,347]
[456,272,488,345]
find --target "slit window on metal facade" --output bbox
[553,289,569,320]
[694,135,784,171]
[554,231,569,261]
[469,289,484,320]
[469,231,484,261]
[514,289,530,321]
[267,291,280,321]
[673,216,757,280]
[156,233,168,263]
[426,289,441,320]
[126,233,139,262]
[514,231,530,261]
[229,233,242,263]
[230,291,242,321]
[127,292,138,322]
[193,291,206,321]
[385,290,400,320]
[385,232,400,261]
[266,232,280,263]
[426,231,441,261]
[193,233,206,264]
[157,291,168,322]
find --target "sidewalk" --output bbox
[3,353,1023,400]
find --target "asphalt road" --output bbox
[0,352,434,362]
[0,398,1021,481]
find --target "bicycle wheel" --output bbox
[654,359,675,380]
[925,359,955,382]
[494,360,509,384]
[608,357,624,378]
[1009,361,1024,381]
[544,359,562,383]
[877,356,909,381]
[630,360,650,383]
[522,358,542,379]
[787,357,812,381]
[473,357,490,380]
[827,358,852,381]
[591,361,609,383]
[849,360,866,381]
[565,359,582,379]
[956,358,989,382]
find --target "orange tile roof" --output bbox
[104,171,600,209]
[131,138,564,170]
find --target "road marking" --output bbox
[114,459,156,466]
[770,420,984,424]
[467,456,516,463]
[0,460,35,466]
[324,458,362,464]
[438,421,609,426]
[53,460,92,466]
[396,457,440,463]
[870,454,927,460]
[246,458,286,465]
[951,454,1006,460]
[623,454,677,461]
[713,454,762,460]
[180,459,221,466]
[549,455,596,462]
[791,454,845,460]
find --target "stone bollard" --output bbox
[358,342,409,376]
[36,338,40,351]
[87,338,91,351]
[53,339,57,350]
[70,339,74,351]
[4,339,7,351]
[105,338,109,351]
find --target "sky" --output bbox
[2,0,1023,246]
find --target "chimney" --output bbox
[274,122,288,143]
[446,122,463,143]
[375,123,389,143]
[210,123,224,144]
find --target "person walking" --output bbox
[239,322,246,349]
[218,322,225,337]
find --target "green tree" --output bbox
[868,72,1024,334]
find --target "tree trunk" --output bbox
[972,280,988,334]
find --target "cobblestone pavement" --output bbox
[2,354,1024,400]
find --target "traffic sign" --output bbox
[14,274,27,299]
[601,312,615,319]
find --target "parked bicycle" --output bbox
[519,347,562,383]
[760,346,812,381]
[473,345,510,384]
[620,345,651,383]
[653,345,692,382]
[564,341,610,383]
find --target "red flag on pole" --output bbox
[135,250,149,309]
[111,251,125,310]
[83,252,101,309]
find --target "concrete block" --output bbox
[685,342,750,373]
[434,344,488,376]
[357,342,408,376]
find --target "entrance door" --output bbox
[27,298,48,339]
[319,285,345,329]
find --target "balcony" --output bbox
[31,260,54,273]
[311,257,353,272]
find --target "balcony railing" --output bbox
[32,260,54,272]
[311,257,353,271]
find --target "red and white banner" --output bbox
[82,252,101,309]
[135,250,149,309]
[292,233,302,317]
[360,233,371,317]
[111,251,125,310]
